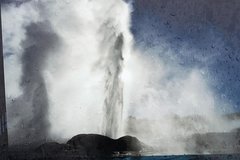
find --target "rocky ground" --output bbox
[8,134,142,160]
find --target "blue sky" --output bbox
[131,0,240,112]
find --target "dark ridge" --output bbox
[8,134,143,160]
[67,134,142,155]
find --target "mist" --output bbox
[2,0,239,154]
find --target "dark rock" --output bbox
[66,134,142,155]
[8,134,143,159]
[35,142,71,156]
[115,136,142,152]
[67,134,115,155]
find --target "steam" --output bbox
[2,0,239,154]
[102,34,124,138]
[12,21,60,143]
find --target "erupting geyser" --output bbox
[3,0,133,143]
[102,34,124,138]
[3,0,240,155]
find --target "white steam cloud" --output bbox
[2,0,239,154]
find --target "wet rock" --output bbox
[66,134,142,155]
[115,135,142,152]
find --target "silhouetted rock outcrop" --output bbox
[66,134,142,156]
[67,134,115,155]
[35,142,71,156]
[8,134,143,159]
[115,135,142,152]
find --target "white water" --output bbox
[102,33,124,138]
[32,0,133,139]
[2,0,239,153]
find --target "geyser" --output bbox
[102,34,124,138]
[2,0,240,155]
[2,0,133,141]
